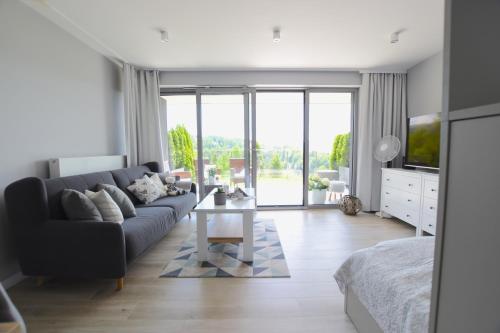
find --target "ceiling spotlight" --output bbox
[390,32,399,44]
[273,28,281,43]
[390,30,406,44]
[160,30,169,43]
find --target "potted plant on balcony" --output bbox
[213,187,227,205]
[309,175,330,204]
[208,167,216,185]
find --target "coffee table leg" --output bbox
[197,212,208,261]
[242,211,254,261]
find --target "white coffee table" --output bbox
[194,188,256,262]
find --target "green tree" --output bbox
[168,125,195,172]
[329,133,351,169]
[270,153,283,170]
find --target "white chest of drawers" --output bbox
[380,168,439,235]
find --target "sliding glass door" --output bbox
[307,92,353,205]
[161,88,355,207]
[200,93,249,195]
[254,92,304,206]
[161,94,198,188]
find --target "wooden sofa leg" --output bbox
[188,212,191,219]
[116,277,124,291]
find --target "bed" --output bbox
[334,237,435,333]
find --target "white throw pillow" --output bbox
[149,173,168,197]
[127,175,161,204]
[85,189,124,223]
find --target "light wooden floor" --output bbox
[8,210,414,333]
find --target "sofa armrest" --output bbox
[29,220,127,279]
[5,177,49,227]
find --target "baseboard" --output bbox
[2,271,25,289]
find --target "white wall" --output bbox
[407,52,444,117]
[0,0,125,283]
[160,70,361,87]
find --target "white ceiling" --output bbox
[26,0,444,71]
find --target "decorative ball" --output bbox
[339,195,362,215]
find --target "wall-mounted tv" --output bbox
[405,113,441,170]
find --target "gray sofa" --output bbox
[4,162,197,290]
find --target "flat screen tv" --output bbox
[405,113,440,170]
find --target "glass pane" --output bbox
[256,92,304,206]
[201,94,245,190]
[308,92,351,204]
[161,95,198,188]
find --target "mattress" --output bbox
[334,237,435,333]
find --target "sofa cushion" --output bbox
[136,192,196,221]
[45,171,116,219]
[121,207,176,261]
[111,165,153,204]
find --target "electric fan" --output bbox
[374,135,401,166]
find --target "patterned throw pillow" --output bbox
[146,171,171,184]
[149,173,168,197]
[127,175,161,204]
[85,189,124,223]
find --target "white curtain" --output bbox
[356,73,407,211]
[123,64,165,171]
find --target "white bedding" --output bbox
[334,237,435,333]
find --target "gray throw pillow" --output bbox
[61,189,103,222]
[96,183,136,217]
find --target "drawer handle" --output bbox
[431,188,436,192]
[385,205,389,208]
[407,199,412,202]
[428,224,433,227]
[386,178,390,181]
[406,214,411,217]
[408,184,413,187]
[429,206,435,210]
[385,192,390,195]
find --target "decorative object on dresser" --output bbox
[339,195,362,216]
[380,168,438,235]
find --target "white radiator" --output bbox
[48,155,127,178]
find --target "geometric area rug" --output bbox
[160,219,290,278]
